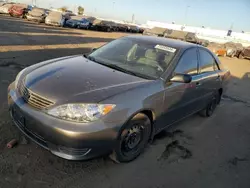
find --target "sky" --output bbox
[18,0,250,32]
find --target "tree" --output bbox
[78,6,84,15]
[60,6,68,12]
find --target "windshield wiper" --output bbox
[103,63,154,79]
[85,56,154,80]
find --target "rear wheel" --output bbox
[110,113,152,163]
[199,92,220,117]
[239,53,244,59]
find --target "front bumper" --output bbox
[8,82,119,160]
[45,21,61,26]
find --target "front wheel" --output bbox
[110,113,152,163]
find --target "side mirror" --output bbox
[170,74,192,83]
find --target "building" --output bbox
[146,20,250,46]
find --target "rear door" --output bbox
[197,48,221,107]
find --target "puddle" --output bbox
[0,61,26,70]
[158,140,192,163]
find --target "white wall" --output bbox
[146,20,250,47]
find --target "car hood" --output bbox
[23,55,150,104]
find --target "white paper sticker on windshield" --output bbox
[155,45,176,53]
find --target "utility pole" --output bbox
[132,14,135,23]
[184,5,190,26]
[229,22,234,30]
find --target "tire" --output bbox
[239,53,244,59]
[199,92,220,117]
[110,113,152,163]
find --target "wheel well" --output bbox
[218,88,223,96]
[141,110,154,125]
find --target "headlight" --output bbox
[15,68,27,89]
[47,104,116,122]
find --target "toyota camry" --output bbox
[8,36,230,163]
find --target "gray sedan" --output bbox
[8,36,230,163]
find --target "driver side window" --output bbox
[174,48,198,75]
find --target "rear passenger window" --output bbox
[174,48,198,75]
[199,49,219,73]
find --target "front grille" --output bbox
[18,81,55,110]
[58,146,91,156]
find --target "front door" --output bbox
[159,47,203,129]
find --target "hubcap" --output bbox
[123,125,144,151]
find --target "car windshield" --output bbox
[88,38,177,79]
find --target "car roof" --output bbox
[124,35,198,50]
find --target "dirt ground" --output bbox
[0,14,250,188]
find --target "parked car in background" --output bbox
[92,19,113,32]
[185,32,200,43]
[65,18,92,29]
[0,3,14,14]
[64,19,79,28]
[127,25,140,33]
[138,27,145,34]
[199,39,210,47]
[9,4,32,18]
[164,29,188,41]
[238,46,250,59]
[143,27,166,37]
[26,8,48,23]
[63,12,76,23]
[207,42,227,57]
[185,33,210,47]
[224,42,243,58]
[113,23,129,32]
[45,11,65,26]
[8,36,230,163]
